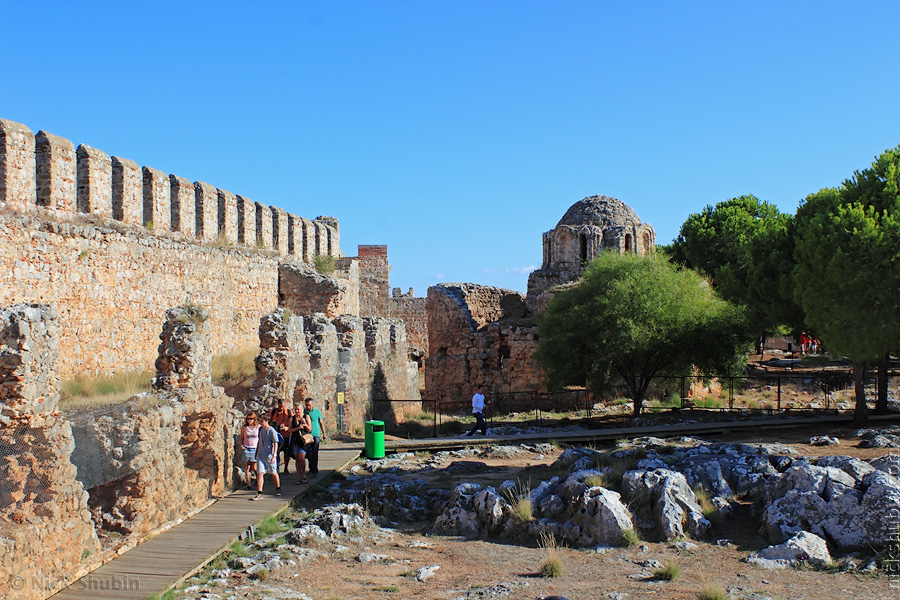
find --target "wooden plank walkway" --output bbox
[51,412,898,599]
[52,445,361,600]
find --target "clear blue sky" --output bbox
[2,1,898,296]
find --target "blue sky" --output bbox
[2,0,898,296]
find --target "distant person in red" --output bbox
[270,399,293,474]
[799,332,810,355]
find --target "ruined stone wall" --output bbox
[392,287,427,353]
[0,118,343,378]
[242,309,421,434]
[425,284,541,406]
[357,245,391,317]
[278,261,360,320]
[0,304,99,600]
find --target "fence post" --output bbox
[729,377,734,410]
[680,376,685,408]
[777,377,781,411]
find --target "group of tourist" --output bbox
[239,397,326,500]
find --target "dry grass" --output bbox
[59,370,154,411]
[696,583,728,600]
[538,531,563,577]
[211,349,257,384]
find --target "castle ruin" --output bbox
[425,195,655,404]
[0,118,424,600]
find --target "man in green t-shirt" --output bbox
[303,398,327,475]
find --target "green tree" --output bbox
[536,252,753,417]
[793,146,900,424]
[669,195,791,350]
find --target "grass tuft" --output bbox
[538,531,564,577]
[313,254,336,274]
[653,561,680,581]
[621,528,640,547]
[696,583,728,600]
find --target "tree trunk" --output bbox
[852,361,869,426]
[875,355,889,414]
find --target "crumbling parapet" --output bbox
[35,130,76,214]
[112,156,142,225]
[0,119,36,211]
[153,306,212,390]
[0,303,100,600]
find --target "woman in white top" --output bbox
[240,412,261,490]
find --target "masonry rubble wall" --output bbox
[68,305,238,557]
[425,283,540,405]
[0,212,279,379]
[279,262,360,319]
[242,309,420,434]
[0,304,100,600]
[391,287,427,353]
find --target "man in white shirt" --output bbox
[466,385,487,436]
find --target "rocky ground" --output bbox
[172,424,900,600]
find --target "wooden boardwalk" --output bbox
[50,412,897,599]
[52,445,361,600]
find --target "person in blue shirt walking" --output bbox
[304,397,327,475]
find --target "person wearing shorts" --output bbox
[253,414,281,500]
[240,412,260,490]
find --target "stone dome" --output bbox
[556,195,642,229]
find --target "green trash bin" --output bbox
[364,420,385,459]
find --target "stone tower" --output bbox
[526,195,655,312]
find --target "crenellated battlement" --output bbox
[0,118,340,260]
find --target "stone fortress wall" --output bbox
[0,118,342,380]
[425,196,655,405]
[0,118,424,599]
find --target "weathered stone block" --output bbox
[0,119,36,211]
[76,144,112,216]
[170,174,196,236]
[236,194,256,246]
[217,189,238,244]
[153,305,212,390]
[194,181,218,240]
[0,304,60,419]
[36,130,76,214]
[111,156,142,224]
[255,202,273,249]
[142,166,171,231]
[271,206,289,256]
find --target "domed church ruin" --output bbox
[426,195,655,404]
